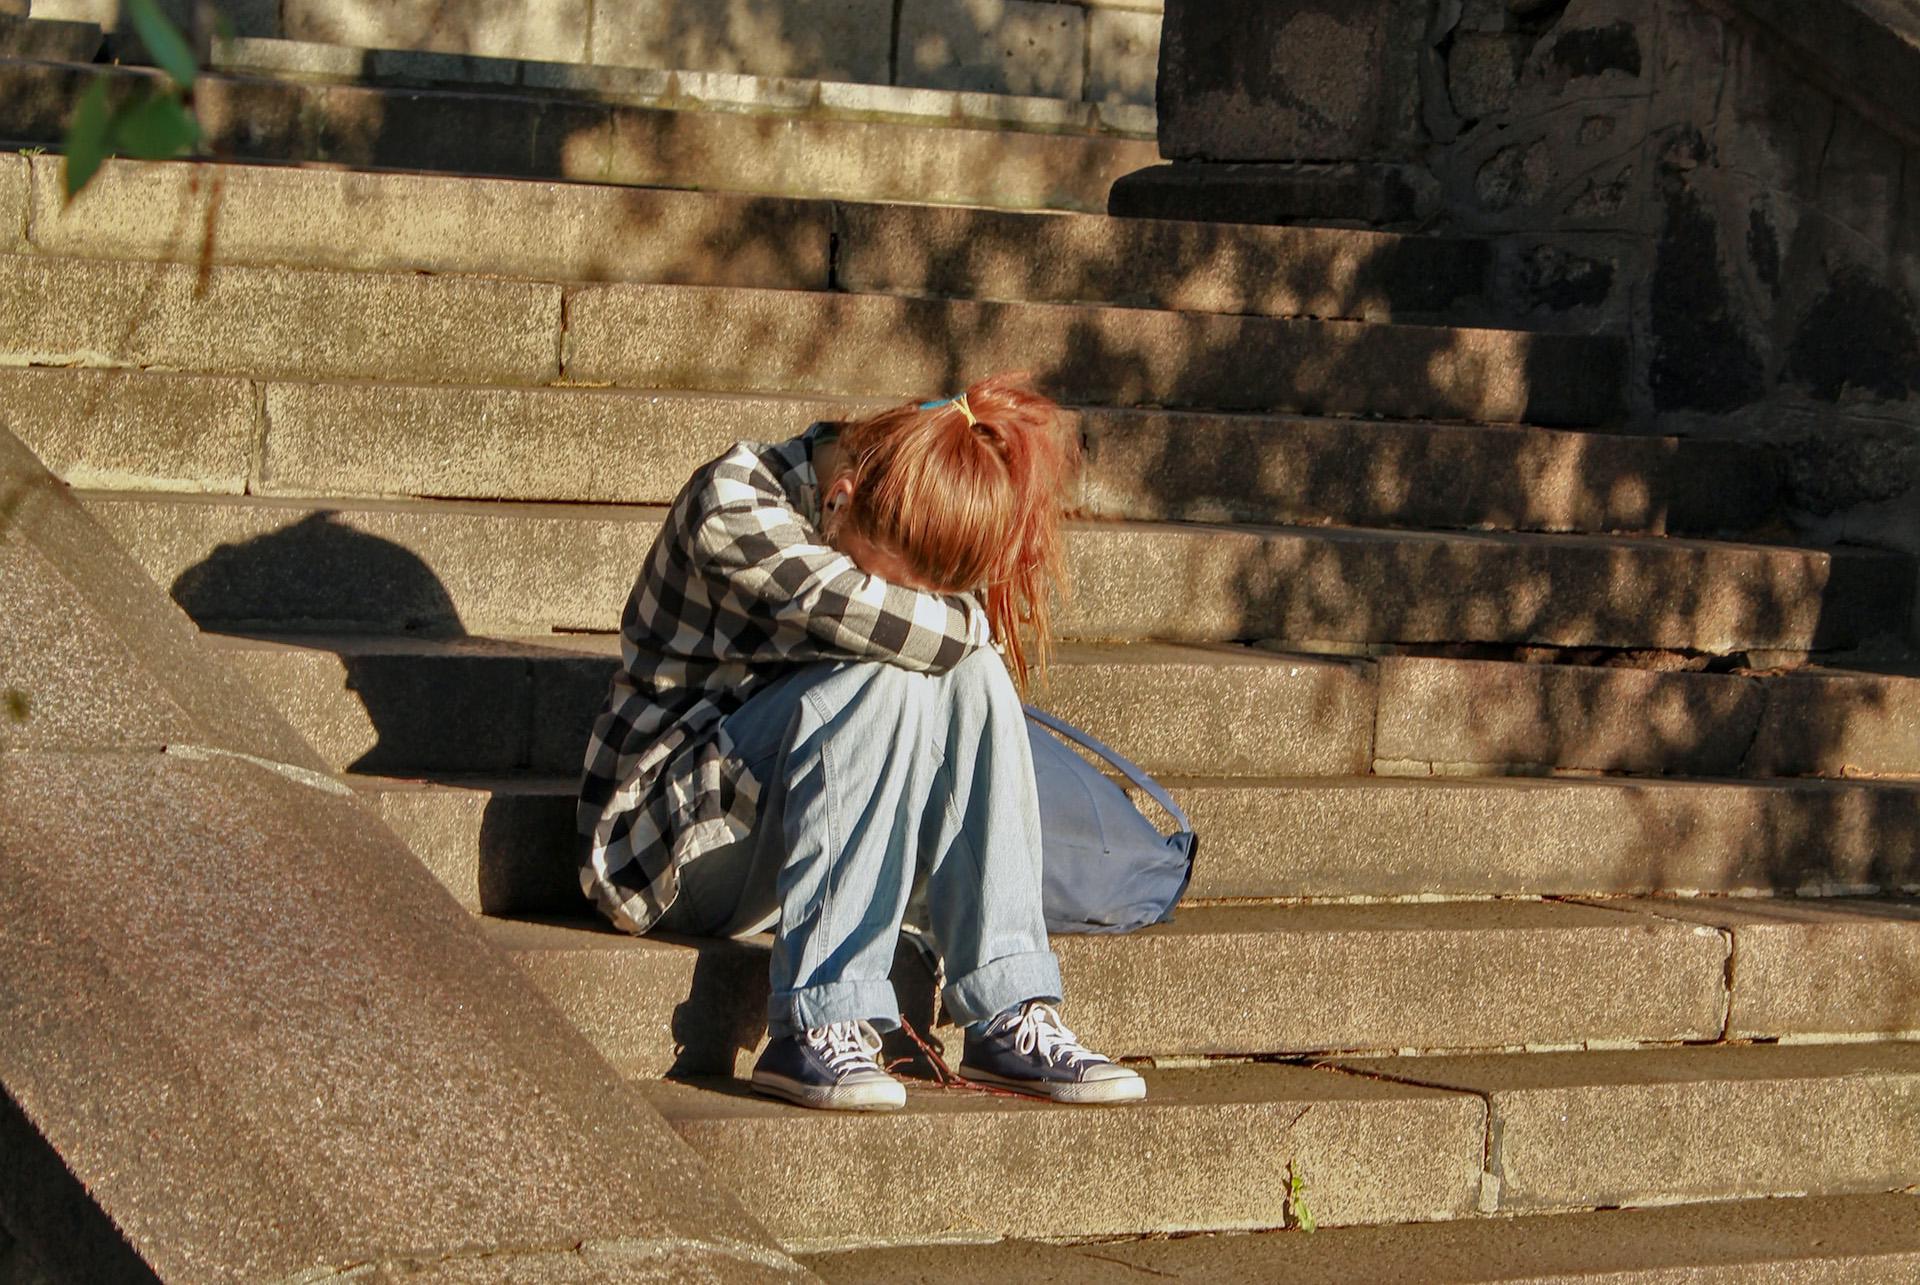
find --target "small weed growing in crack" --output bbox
[1285,1161,1316,1233]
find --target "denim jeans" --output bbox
[655,647,1064,1038]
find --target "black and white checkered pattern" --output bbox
[578,426,992,934]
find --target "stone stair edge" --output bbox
[662,1040,1920,1248]
[5,148,1507,331]
[12,363,1781,542]
[207,626,1920,786]
[0,245,1584,348]
[0,55,1159,215]
[795,1193,1920,1285]
[364,766,1920,914]
[200,35,1162,140]
[4,148,1471,259]
[70,486,1898,560]
[0,246,1629,425]
[487,899,1920,1135]
[75,488,1913,653]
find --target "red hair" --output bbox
[832,373,1078,690]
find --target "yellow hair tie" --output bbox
[919,393,978,426]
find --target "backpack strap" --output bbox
[1023,704,1192,834]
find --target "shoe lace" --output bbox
[1009,1003,1110,1068]
[808,1019,884,1075]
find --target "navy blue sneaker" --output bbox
[750,1019,907,1111]
[959,1001,1145,1104]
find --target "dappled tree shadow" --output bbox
[7,23,1918,1073]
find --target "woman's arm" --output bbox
[691,492,993,674]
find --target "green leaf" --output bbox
[109,93,201,161]
[63,77,112,200]
[125,0,199,88]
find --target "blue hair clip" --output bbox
[918,396,957,409]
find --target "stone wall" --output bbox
[1159,0,1920,642]
[31,0,1165,106]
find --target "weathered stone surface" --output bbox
[1079,408,1775,535]
[1108,161,1439,228]
[0,63,1156,214]
[82,494,657,635]
[1615,895,1920,1037]
[1050,899,1728,1055]
[1,422,796,1278]
[589,0,893,83]
[212,633,1370,779]
[832,201,1491,323]
[0,151,25,253]
[1448,32,1527,120]
[1058,520,1908,653]
[67,369,1768,539]
[898,0,1085,99]
[0,13,100,60]
[362,772,1920,912]
[1371,656,1767,777]
[0,753,799,1281]
[598,95,1158,213]
[363,776,580,915]
[0,253,562,384]
[1087,8,1160,108]
[1746,667,1920,778]
[1342,1044,1920,1212]
[1729,0,1920,148]
[258,383,859,505]
[805,1194,1920,1284]
[214,634,537,774]
[497,901,1730,1069]
[29,156,832,290]
[1171,775,1920,899]
[0,430,317,764]
[487,916,790,1078]
[646,1064,1484,1247]
[81,493,1914,650]
[0,367,255,494]
[282,0,592,63]
[563,281,1625,425]
[1156,0,1428,161]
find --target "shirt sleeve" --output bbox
[689,487,993,674]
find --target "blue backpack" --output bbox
[1025,706,1199,934]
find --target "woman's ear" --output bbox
[823,476,854,516]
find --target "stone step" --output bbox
[6,367,1775,538]
[206,631,1920,787]
[0,251,1625,425]
[652,1044,1920,1251]
[201,32,1160,137]
[2,58,1157,213]
[646,1062,1487,1250]
[8,153,1496,325]
[1372,655,1920,779]
[358,772,1920,916]
[80,493,1912,651]
[485,899,1760,1075]
[210,634,1373,779]
[1335,1044,1920,1216]
[801,1194,1920,1283]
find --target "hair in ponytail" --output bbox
[831,372,1078,690]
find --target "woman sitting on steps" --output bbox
[577,372,1146,1111]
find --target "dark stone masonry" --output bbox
[1152,0,1920,637]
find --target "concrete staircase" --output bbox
[6,35,1920,1277]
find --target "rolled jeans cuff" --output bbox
[769,977,901,1039]
[942,949,1064,1028]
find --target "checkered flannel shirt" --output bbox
[578,424,994,934]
